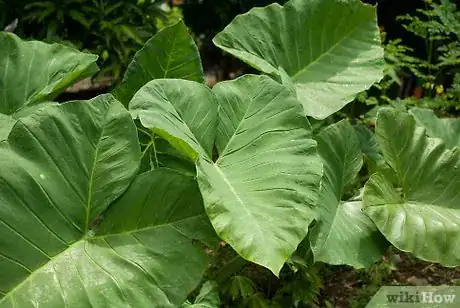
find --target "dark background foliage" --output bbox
[0,0,430,78]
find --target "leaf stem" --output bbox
[137,127,152,138]
[140,142,153,160]
[151,135,159,169]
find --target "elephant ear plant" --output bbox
[1,0,459,307]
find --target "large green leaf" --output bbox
[0,95,213,306]
[0,103,62,141]
[0,33,98,141]
[410,107,460,149]
[309,120,387,268]
[130,79,218,161]
[96,169,218,307]
[113,20,204,106]
[0,32,98,116]
[130,75,322,274]
[213,0,384,119]
[363,108,460,266]
[197,75,322,275]
[0,94,137,304]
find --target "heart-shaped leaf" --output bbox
[410,107,460,149]
[130,75,322,275]
[113,20,204,106]
[198,75,322,275]
[213,0,384,119]
[129,79,218,161]
[364,108,460,266]
[0,33,98,140]
[0,95,214,306]
[0,32,98,115]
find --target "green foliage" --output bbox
[348,258,397,308]
[310,120,388,268]
[271,260,324,307]
[355,35,409,107]
[21,0,181,78]
[182,281,220,308]
[221,276,256,302]
[409,107,460,148]
[357,0,460,113]
[0,95,215,306]
[0,32,98,140]
[213,0,384,119]
[1,0,460,306]
[113,20,204,106]
[396,0,460,84]
[364,108,460,266]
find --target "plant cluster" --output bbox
[1,0,460,307]
[357,0,460,114]
[1,0,182,79]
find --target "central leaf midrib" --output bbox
[23,43,37,107]
[216,85,281,160]
[318,200,354,254]
[84,111,108,233]
[161,29,179,77]
[212,85,282,245]
[290,19,372,80]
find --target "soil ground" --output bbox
[319,248,460,307]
